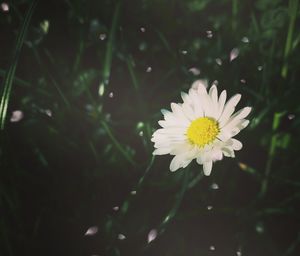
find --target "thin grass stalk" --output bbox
[84,86,136,166]
[73,32,85,73]
[0,0,38,130]
[259,112,285,197]
[100,120,136,166]
[125,55,153,152]
[232,0,238,31]
[281,0,299,78]
[0,69,30,87]
[119,155,155,215]
[98,1,122,97]
[31,47,71,108]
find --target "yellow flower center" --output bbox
[186,117,219,147]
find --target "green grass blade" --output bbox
[0,69,31,87]
[281,0,299,78]
[98,1,122,97]
[0,0,38,130]
[100,120,136,166]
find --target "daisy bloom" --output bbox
[151,80,251,176]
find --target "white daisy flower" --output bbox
[151,80,251,176]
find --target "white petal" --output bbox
[209,85,218,105]
[190,79,208,92]
[171,103,184,118]
[217,90,227,119]
[230,119,250,137]
[203,161,213,176]
[169,155,185,172]
[195,84,215,117]
[189,90,204,117]
[154,127,186,135]
[209,85,219,118]
[182,103,197,120]
[231,138,243,150]
[197,81,208,94]
[211,149,223,161]
[196,156,203,165]
[158,119,187,128]
[161,109,171,116]
[153,148,171,155]
[169,146,199,171]
[218,94,241,126]
[181,92,189,103]
[238,119,250,129]
[170,142,193,155]
[222,107,251,129]
[222,147,235,157]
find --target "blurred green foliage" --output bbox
[1,0,300,255]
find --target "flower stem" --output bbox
[143,167,195,251]
[119,155,155,215]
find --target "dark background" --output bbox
[1,0,300,255]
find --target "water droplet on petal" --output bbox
[206,30,213,38]
[230,48,239,62]
[240,79,246,84]
[99,33,106,40]
[139,131,144,136]
[241,37,249,43]
[147,229,157,243]
[211,183,219,190]
[131,190,137,195]
[209,245,215,251]
[188,67,201,76]
[113,206,119,211]
[1,2,9,12]
[181,50,188,55]
[215,58,222,66]
[140,27,146,32]
[146,66,152,72]
[108,92,114,98]
[288,114,295,120]
[118,234,126,240]
[84,226,98,236]
[10,110,24,122]
[207,205,213,210]
[257,66,263,71]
